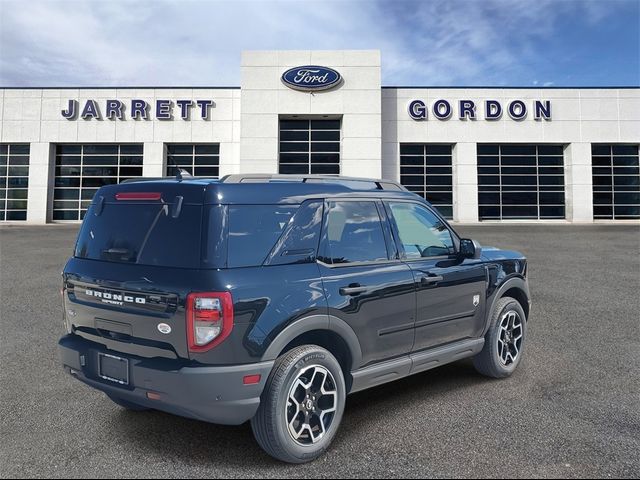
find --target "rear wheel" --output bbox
[251,345,346,464]
[473,296,527,378]
[107,394,150,412]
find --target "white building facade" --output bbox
[1,50,638,224]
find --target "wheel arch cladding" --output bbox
[260,315,363,392]
[483,276,530,336]
[502,286,530,320]
[280,330,354,390]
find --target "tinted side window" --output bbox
[228,205,298,268]
[323,201,388,264]
[387,202,454,258]
[266,201,324,266]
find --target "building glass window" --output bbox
[279,119,340,175]
[399,144,453,219]
[0,144,29,221]
[166,144,220,177]
[592,144,640,219]
[53,144,143,221]
[477,144,565,220]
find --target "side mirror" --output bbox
[459,238,482,260]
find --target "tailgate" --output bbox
[62,182,212,359]
[63,260,195,360]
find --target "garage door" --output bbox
[279,119,341,175]
[477,144,565,220]
[592,144,640,219]
[399,144,453,219]
[53,144,143,221]
[0,144,29,221]
[166,144,220,177]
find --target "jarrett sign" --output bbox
[408,99,552,121]
[61,99,215,120]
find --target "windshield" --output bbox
[75,202,203,269]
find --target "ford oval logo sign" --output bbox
[281,66,342,92]
[157,323,172,335]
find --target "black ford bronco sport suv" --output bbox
[58,174,531,463]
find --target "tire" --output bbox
[473,296,527,379]
[251,345,346,464]
[107,394,150,412]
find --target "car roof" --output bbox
[113,174,427,205]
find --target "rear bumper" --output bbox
[58,334,273,425]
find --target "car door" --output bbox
[317,199,416,367]
[384,200,487,352]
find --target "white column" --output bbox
[142,142,166,178]
[453,142,479,223]
[26,142,54,224]
[565,142,593,222]
[218,142,241,177]
[341,114,383,179]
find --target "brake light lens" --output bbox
[186,292,233,352]
[115,192,162,201]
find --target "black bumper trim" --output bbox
[58,334,274,425]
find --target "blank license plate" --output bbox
[98,353,129,385]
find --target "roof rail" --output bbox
[219,174,407,191]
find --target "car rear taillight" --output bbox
[186,292,234,352]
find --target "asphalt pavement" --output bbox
[1,223,639,478]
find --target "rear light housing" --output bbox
[186,292,234,353]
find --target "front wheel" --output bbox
[473,296,527,378]
[251,345,346,464]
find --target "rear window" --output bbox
[227,205,298,267]
[75,202,203,269]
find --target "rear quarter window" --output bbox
[227,205,299,268]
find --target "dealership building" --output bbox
[0,50,638,224]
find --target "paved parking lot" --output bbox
[1,224,639,478]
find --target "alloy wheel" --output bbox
[497,310,523,366]
[285,365,338,445]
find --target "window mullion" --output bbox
[308,120,312,175]
[536,146,540,220]
[612,145,616,220]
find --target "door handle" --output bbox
[420,275,444,285]
[339,285,368,296]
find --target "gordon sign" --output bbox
[408,99,552,121]
[281,66,342,92]
[61,99,215,120]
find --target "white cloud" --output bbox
[0,0,633,86]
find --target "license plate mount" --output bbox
[98,353,129,385]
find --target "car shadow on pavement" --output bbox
[112,359,486,467]
[337,360,486,444]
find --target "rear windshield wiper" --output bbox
[136,204,169,263]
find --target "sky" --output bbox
[0,0,638,87]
